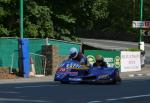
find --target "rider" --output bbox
[69,47,87,65]
[93,55,107,67]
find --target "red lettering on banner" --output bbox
[145,22,150,27]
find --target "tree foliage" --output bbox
[24,0,53,38]
[0,0,150,41]
[76,0,109,30]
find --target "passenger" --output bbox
[93,55,107,67]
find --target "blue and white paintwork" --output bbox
[54,60,121,84]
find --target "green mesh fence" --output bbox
[0,38,81,71]
[29,39,45,54]
[11,51,19,72]
[0,38,18,67]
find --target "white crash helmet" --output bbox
[69,47,78,59]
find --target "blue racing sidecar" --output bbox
[54,60,121,84]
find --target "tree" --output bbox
[24,0,54,38]
[0,0,19,36]
[102,0,132,33]
[51,0,77,40]
[76,0,109,31]
[0,0,149,41]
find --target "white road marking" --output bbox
[88,94,150,103]
[88,101,102,103]
[14,85,59,89]
[128,74,135,77]
[146,73,150,76]
[0,91,19,94]
[106,94,150,101]
[0,98,48,102]
[137,74,143,76]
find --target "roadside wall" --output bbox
[42,45,68,75]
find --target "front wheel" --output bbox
[61,81,69,84]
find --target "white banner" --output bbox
[121,51,141,72]
[132,21,150,28]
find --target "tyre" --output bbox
[112,71,121,84]
[61,81,69,84]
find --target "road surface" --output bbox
[0,77,150,103]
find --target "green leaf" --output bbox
[0,25,9,35]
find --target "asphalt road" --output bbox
[0,77,150,103]
[81,38,150,64]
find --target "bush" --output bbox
[125,48,140,51]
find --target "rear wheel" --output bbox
[112,78,117,84]
[112,71,121,84]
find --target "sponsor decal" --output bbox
[87,55,96,65]
[114,56,121,68]
[104,58,113,62]
[66,63,81,68]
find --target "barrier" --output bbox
[30,53,46,76]
[30,57,36,76]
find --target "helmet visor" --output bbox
[70,52,77,58]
